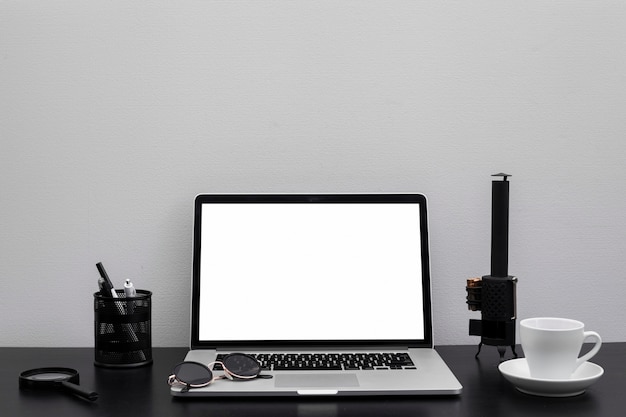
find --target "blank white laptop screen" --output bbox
[195,198,426,343]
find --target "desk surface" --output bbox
[3,344,624,417]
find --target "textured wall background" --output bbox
[1,1,625,347]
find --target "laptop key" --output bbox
[274,363,343,371]
[215,352,416,371]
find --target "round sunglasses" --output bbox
[167,353,270,393]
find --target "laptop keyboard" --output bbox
[214,352,416,371]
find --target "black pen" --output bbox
[96,262,117,298]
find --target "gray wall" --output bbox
[1,1,625,347]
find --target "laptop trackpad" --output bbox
[275,374,359,388]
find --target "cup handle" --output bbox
[575,331,602,369]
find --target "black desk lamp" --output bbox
[466,173,519,361]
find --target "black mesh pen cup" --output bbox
[94,290,152,368]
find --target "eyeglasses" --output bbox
[167,353,270,393]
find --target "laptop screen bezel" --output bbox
[190,193,434,350]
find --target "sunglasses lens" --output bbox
[222,354,261,378]
[173,362,213,386]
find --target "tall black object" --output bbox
[467,174,518,361]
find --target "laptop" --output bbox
[171,193,462,397]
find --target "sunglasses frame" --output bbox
[168,353,261,392]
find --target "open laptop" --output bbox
[171,193,462,397]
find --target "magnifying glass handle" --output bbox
[60,381,99,401]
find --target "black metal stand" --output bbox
[466,174,519,362]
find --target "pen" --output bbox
[124,279,137,298]
[96,262,117,298]
[124,279,137,314]
[121,278,143,360]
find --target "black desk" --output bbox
[4,344,624,417]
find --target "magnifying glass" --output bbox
[19,367,99,402]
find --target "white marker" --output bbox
[124,278,137,316]
[124,279,137,298]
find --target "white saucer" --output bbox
[498,358,604,397]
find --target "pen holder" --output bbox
[94,290,152,368]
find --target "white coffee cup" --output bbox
[520,317,602,380]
